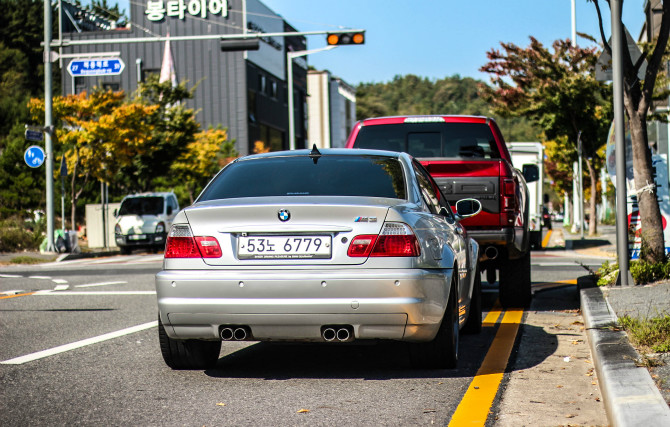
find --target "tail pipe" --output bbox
[321,325,353,342]
[220,326,251,341]
[484,246,498,260]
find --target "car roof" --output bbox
[122,192,175,198]
[236,147,406,162]
[356,115,491,126]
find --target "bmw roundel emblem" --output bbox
[278,209,291,222]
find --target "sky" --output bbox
[260,0,647,86]
[112,0,647,86]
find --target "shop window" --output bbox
[248,90,257,123]
[258,75,266,95]
[270,81,278,99]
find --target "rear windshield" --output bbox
[198,155,406,201]
[118,197,164,216]
[354,122,501,159]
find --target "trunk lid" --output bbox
[184,196,394,266]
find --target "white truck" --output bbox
[508,142,545,249]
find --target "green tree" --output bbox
[355,74,541,142]
[591,0,670,263]
[480,37,613,236]
[29,89,159,230]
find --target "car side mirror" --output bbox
[522,164,539,183]
[455,198,482,219]
[113,208,118,217]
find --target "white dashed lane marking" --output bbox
[76,281,128,288]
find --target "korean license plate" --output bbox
[128,234,146,240]
[238,236,331,259]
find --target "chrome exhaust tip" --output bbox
[322,328,336,342]
[233,327,247,341]
[336,328,351,342]
[220,327,234,341]
[484,246,498,260]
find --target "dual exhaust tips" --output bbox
[321,325,353,342]
[220,326,249,341]
[219,325,355,342]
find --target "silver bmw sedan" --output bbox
[156,148,482,370]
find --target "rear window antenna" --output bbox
[309,144,322,164]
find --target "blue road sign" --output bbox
[25,145,45,168]
[67,58,125,77]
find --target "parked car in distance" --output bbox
[114,192,179,255]
[345,115,539,308]
[156,148,482,370]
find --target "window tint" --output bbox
[354,122,501,159]
[199,155,406,201]
[118,197,164,216]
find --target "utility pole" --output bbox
[44,0,55,252]
[611,0,631,286]
[287,46,335,150]
[571,0,577,47]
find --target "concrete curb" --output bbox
[581,287,670,426]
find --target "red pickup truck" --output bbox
[345,115,539,308]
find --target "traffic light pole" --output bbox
[287,46,335,150]
[44,0,55,252]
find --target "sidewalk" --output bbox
[566,224,670,425]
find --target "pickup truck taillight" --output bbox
[348,222,421,257]
[165,225,222,258]
[502,178,517,225]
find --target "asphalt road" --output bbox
[0,247,609,425]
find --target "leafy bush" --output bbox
[0,217,45,252]
[596,259,670,286]
[619,315,670,353]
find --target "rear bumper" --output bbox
[115,232,166,247]
[467,227,526,260]
[155,268,453,342]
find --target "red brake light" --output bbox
[347,235,377,257]
[347,223,420,258]
[164,225,222,258]
[371,234,420,257]
[195,236,222,258]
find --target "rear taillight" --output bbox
[164,225,222,258]
[195,236,222,258]
[348,223,420,257]
[501,178,517,225]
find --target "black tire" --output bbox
[462,267,482,334]
[158,316,221,370]
[409,277,459,369]
[119,246,131,255]
[499,251,532,309]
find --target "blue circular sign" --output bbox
[24,145,45,168]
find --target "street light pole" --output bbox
[287,46,335,150]
[571,0,577,47]
[44,0,55,252]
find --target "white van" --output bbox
[114,192,179,254]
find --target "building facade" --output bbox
[306,70,356,148]
[59,0,307,156]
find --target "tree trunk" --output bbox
[628,110,665,262]
[585,158,598,236]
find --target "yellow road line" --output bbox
[0,292,36,300]
[449,309,524,426]
[533,279,577,291]
[482,300,503,327]
[541,229,553,248]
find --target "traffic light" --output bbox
[326,31,365,46]
[220,38,260,52]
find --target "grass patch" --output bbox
[9,256,55,264]
[619,315,670,353]
[596,259,670,286]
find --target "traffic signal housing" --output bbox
[220,38,260,52]
[326,31,365,46]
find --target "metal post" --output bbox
[611,0,630,286]
[44,0,55,252]
[287,46,336,150]
[101,181,107,249]
[571,0,577,47]
[61,176,65,231]
[578,131,585,239]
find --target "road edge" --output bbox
[581,286,670,426]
